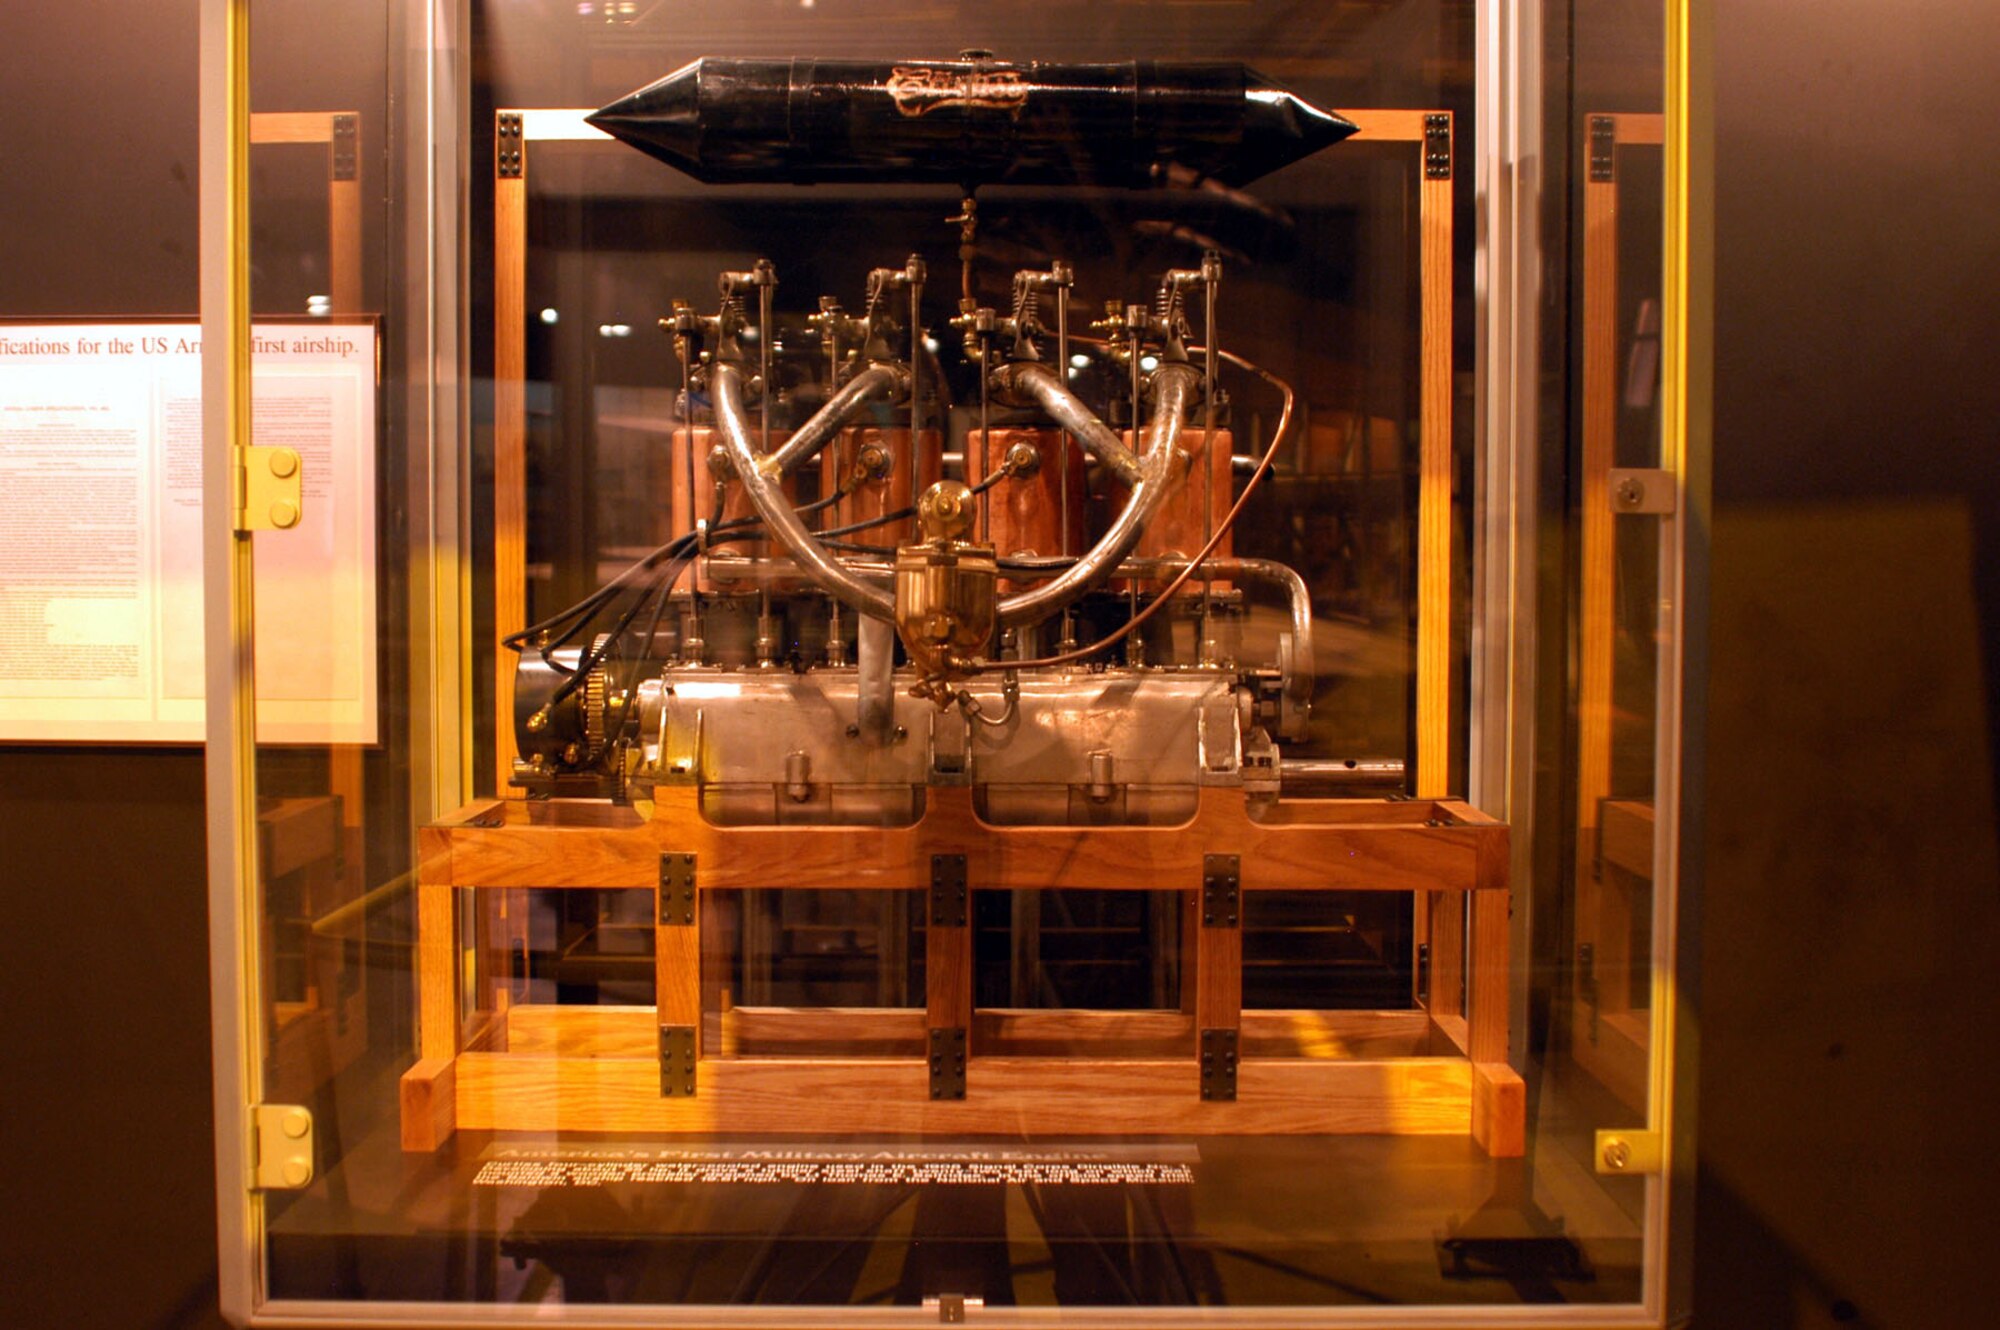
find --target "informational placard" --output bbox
[472,1142,1200,1189]
[0,322,377,743]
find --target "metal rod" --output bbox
[1201,253,1220,662]
[1279,758,1407,794]
[977,335,991,543]
[909,266,923,545]
[757,273,774,643]
[680,328,702,661]
[1057,283,1071,555]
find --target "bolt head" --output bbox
[1602,1137,1632,1170]
[269,500,299,529]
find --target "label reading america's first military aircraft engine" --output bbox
[473,1142,1198,1189]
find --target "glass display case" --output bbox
[199,0,1702,1323]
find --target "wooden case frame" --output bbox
[407,107,1522,1157]
[1573,112,1666,1111]
[248,110,371,1102]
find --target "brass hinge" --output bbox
[496,111,523,180]
[1608,467,1676,514]
[1595,1128,1663,1176]
[1424,113,1452,180]
[235,445,303,533]
[252,1104,315,1190]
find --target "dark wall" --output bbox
[0,4,225,1328]
[3,2,1997,1328]
[1696,1,2000,1326]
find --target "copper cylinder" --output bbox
[1120,426,1233,593]
[666,424,798,593]
[968,426,1086,592]
[818,426,941,548]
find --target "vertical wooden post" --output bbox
[327,112,361,316]
[655,853,701,1053]
[1429,892,1466,1027]
[1194,859,1242,1036]
[1415,111,1455,803]
[493,111,527,796]
[1572,114,1663,1110]
[400,829,458,1149]
[1347,111,1457,1012]
[925,865,973,1034]
[1193,923,1241,1035]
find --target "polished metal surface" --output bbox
[631,667,1236,826]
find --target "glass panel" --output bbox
[226,0,1680,1321]
[1537,0,1670,1261]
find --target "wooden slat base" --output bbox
[431,786,1505,896]
[454,1053,1474,1137]
[407,788,1519,1156]
[505,1003,1438,1061]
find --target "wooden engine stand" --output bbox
[402,786,1522,1155]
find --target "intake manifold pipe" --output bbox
[761,363,908,476]
[716,357,1196,653]
[712,362,896,620]
[990,361,1144,488]
[995,360,1196,629]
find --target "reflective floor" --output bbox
[268,1067,1643,1311]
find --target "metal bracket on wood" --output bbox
[1589,115,1616,183]
[1201,854,1240,928]
[1199,1028,1238,1101]
[1424,113,1452,180]
[331,113,357,181]
[924,1294,982,1323]
[659,1025,697,1097]
[928,1026,967,1100]
[1608,467,1676,515]
[496,111,523,179]
[1417,941,1431,1004]
[1595,1128,1663,1176]
[929,853,968,928]
[658,852,696,925]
